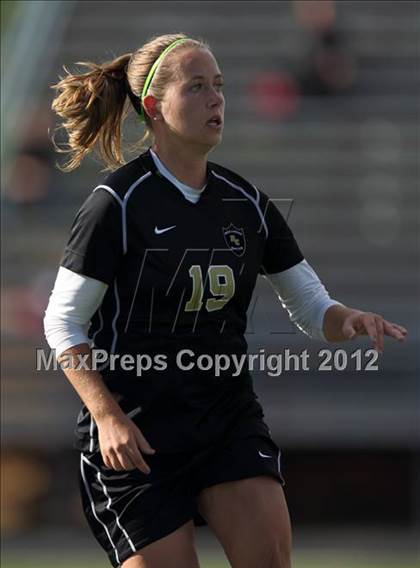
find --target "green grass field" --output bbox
[3,552,419,568]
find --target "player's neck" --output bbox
[151,142,208,190]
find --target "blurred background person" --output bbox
[293,0,357,96]
[249,0,358,122]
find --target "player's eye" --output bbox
[191,82,224,92]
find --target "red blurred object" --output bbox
[249,71,301,120]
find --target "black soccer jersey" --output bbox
[61,147,304,453]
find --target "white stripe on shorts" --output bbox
[81,454,137,554]
[277,449,285,485]
[80,453,120,565]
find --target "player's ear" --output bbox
[143,94,161,121]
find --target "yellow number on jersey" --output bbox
[185,265,235,312]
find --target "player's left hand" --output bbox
[341,311,408,353]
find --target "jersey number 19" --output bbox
[185,265,235,313]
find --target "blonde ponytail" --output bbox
[51,53,131,171]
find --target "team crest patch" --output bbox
[223,223,246,257]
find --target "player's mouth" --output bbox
[206,115,223,129]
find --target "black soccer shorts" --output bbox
[78,433,285,568]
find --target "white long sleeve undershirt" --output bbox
[43,267,107,357]
[263,260,341,341]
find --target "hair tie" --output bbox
[124,75,142,115]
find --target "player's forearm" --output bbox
[57,343,124,424]
[323,304,362,342]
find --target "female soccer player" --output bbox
[44,33,407,568]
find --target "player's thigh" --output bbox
[121,520,200,568]
[197,475,292,568]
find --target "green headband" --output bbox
[138,38,190,122]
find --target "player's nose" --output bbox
[207,86,224,108]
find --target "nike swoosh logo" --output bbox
[154,225,176,235]
[258,451,272,458]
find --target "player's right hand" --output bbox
[96,413,156,473]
